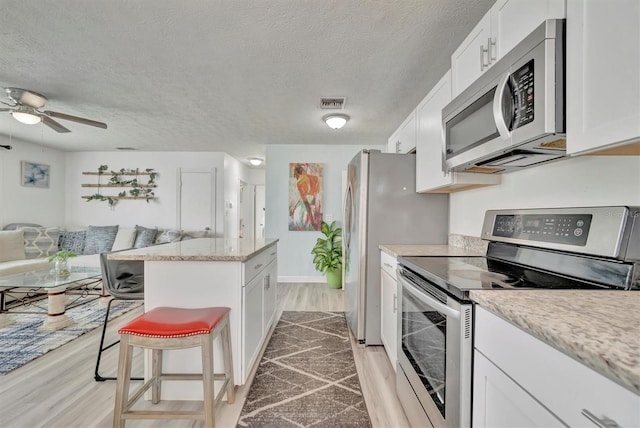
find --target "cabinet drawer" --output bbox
[263,245,278,266]
[475,306,640,428]
[380,251,397,278]
[244,251,266,284]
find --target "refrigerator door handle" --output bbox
[344,182,353,251]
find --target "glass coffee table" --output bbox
[0,266,102,330]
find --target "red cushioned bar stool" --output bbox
[112,306,235,428]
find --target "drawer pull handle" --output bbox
[270,252,276,256]
[384,263,393,269]
[254,263,263,270]
[581,409,620,428]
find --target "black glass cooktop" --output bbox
[398,255,612,301]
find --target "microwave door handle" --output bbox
[398,274,460,319]
[493,73,513,140]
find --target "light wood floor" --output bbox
[0,283,409,428]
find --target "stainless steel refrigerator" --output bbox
[343,150,448,345]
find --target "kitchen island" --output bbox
[110,238,278,400]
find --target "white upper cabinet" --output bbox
[492,0,566,60]
[452,0,566,97]
[566,0,640,155]
[387,110,417,154]
[416,71,500,193]
[451,11,493,98]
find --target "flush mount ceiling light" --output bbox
[323,113,350,130]
[11,105,41,125]
[248,157,264,166]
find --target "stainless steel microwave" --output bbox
[442,19,566,174]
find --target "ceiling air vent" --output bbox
[320,97,346,110]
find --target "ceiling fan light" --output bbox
[11,111,41,125]
[323,114,349,130]
[249,157,264,166]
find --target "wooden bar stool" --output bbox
[112,306,235,428]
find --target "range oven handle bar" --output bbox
[398,273,460,320]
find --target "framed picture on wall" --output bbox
[21,161,50,188]
[289,162,323,231]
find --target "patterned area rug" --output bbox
[0,296,142,374]
[238,311,372,427]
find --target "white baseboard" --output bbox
[278,276,326,283]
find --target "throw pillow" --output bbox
[154,229,182,244]
[111,228,137,251]
[0,230,26,262]
[83,225,119,255]
[134,225,158,248]
[181,229,210,240]
[20,226,61,259]
[58,230,87,254]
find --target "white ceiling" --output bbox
[0,0,493,165]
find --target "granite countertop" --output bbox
[109,238,278,262]
[470,290,640,395]
[379,244,485,258]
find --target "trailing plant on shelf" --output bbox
[310,221,343,289]
[84,165,157,206]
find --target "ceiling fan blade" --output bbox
[41,115,71,133]
[43,110,108,129]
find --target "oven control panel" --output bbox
[493,214,592,245]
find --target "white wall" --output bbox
[0,138,66,227]
[65,152,227,232]
[450,155,640,237]
[265,144,384,281]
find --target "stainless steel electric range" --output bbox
[395,206,640,428]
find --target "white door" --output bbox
[238,181,255,240]
[254,184,265,239]
[177,168,216,234]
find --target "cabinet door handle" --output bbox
[480,44,489,71]
[581,409,620,428]
[264,274,270,290]
[393,293,397,313]
[270,251,276,256]
[384,263,394,269]
[254,263,263,270]
[488,37,497,63]
[395,141,401,153]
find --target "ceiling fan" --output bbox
[0,87,107,133]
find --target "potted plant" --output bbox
[311,221,343,289]
[48,250,77,279]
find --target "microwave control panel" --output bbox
[510,59,535,130]
[493,213,592,246]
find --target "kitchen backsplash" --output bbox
[448,234,488,253]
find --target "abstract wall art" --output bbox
[289,162,323,231]
[21,161,50,188]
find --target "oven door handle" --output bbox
[398,274,460,319]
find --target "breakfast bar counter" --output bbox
[110,238,279,400]
[109,237,278,262]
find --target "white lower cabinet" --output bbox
[242,247,278,381]
[262,259,277,335]
[474,351,564,427]
[474,306,640,428]
[380,250,397,370]
[243,272,264,374]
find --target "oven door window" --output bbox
[401,285,447,417]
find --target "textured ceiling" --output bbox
[0,0,493,164]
